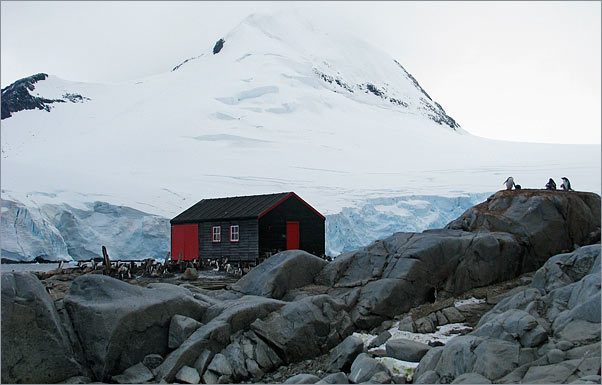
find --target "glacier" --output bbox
[1,193,491,262]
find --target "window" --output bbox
[230,225,240,242]
[212,226,221,242]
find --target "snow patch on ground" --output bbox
[454,297,486,308]
[375,357,419,381]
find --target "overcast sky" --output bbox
[1,1,600,144]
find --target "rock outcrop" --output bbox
[230,250,327,299]
[64,275,208,380]
[414,244,601,384]
[446,189,601,270]
[1,272,83,383]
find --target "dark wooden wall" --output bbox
[258,197,325,257]
[198,219,259,261]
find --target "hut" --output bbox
[170,192,325,263]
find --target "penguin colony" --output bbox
[503,176,573,191]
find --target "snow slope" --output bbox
[1,11,600,261]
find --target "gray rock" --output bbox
[442,307,465,323]
[368,331,392,349]
[231,250,327,299]
[202,369,219,385]
[427,312,439,326]
[249,331,282,370]
[61,376,92,384]
[284,373,321,383]
[327,334,364,372]
[572,375,602,384]
[557,340,575,351]
[547,348,566,364]
[386,338,431,362]
[446,190,600,272]
[471,339,520,381]
[415,316,436,333]
[63,275,207,380]
[368,370,393,384]
[111,362,154,384]
[317,372,349,384]
[193,349,214,377]
[175,365,200,384]
[1,272,82,384]
[154,296,285,382]
[432,335,482,379]
[451,372,492,384]
[414,346,443,380]
[472,309,548,348]
[497,363,532,383]
[566,342,600,360]
[222,341,248,380]
[169,315,203,349]
[532,244,601,293]
[142,354,163,370]
[522,361,578,383]
[348,353,389,384]
[245,358,264,379]
[397,316,415,332]
[556,320,601,345]
[436,311,449,326]
[207,353,233,376]
[414,370,439,384]
[518,348,538,366]
[251,295,353,363]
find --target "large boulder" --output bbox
[446,189,601,270]
[345,230,522,328]
[327,334,364,372]
[230,250,327,299]
[1,272,83,383]
[251,295,354,363]
[385,338,431,362]
[63,275,208,381]
[348,353,391,384]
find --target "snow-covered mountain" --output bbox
[1,11,600,261]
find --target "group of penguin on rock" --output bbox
[502,176,573,191]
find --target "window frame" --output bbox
[212,226,221,243]
[230,225,240,243]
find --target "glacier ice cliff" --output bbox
[1,194,490,261]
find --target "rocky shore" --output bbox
[2,189,600,384]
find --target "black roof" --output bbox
[171,192,292,224]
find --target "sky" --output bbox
[1,1,600,145]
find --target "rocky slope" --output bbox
[1,189,600,384]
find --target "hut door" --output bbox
[286,221,299,250]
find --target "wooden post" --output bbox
[102,246,111,274]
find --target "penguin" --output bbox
[503,176,515,190]
[515,184,522,190]
[545,178,557,190]
[561,177,573,191]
